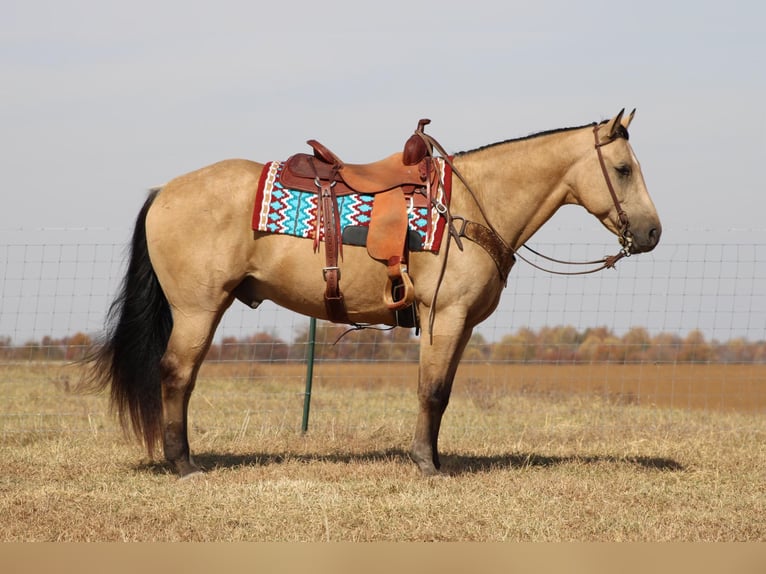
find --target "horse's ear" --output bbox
[621,108,636,131]
[605,109,625,139]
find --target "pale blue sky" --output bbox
[1,0,764,342]
[2,0,763,236]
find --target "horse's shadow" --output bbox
[441,452,684,473]
[137,449,684,476]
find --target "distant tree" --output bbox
[535,325,581,363]
[678,329,713,363]
[0,336,11,360]
[716,337,755,364]
[7,322,764,365]
[596,336,626,363]
[753,341,766,363]
[246,332,289,362]
[387,328,418,362]
[20,340,51,361]
[645,332,682,363]
[463,332,490,362]
[575,326,614,363]
[490,327,537,363]
[213,336,243,362]
[621,326,651,363]
[65,332,92,361]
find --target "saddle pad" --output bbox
[252,159,451,252]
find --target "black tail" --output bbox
[84,189,172,456]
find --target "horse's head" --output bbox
[567,109,661,254]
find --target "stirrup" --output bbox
[384,268,415,311]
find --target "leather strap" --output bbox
[311,163,350,324]
[593,124,631,240]
[454,219,516,283]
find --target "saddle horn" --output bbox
[403,118,432,165]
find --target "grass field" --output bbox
[0,361,764,541]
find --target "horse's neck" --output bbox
[452,128,586,250]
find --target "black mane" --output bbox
[455,119,626,156]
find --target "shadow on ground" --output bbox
[136,449,683,476]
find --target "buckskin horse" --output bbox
[87,109,661,477]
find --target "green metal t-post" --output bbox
[301,317,317,434]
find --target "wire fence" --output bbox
[1,228,764,438]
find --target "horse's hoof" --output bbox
[174,459,203,479]
[423,466,451,479]
[410,453,443,477]
[178,469,204,481]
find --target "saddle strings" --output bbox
[332,322,395,345]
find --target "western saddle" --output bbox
[280,119,440,326]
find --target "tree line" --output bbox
[1,324,765,364]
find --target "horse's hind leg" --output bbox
[160,309,229,477]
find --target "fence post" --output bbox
[301,317,317,433]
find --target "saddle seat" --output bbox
[280,130,437,204]
[279,119,438,326]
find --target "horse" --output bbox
[87,109,661,478]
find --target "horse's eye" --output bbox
[615,164,632,178]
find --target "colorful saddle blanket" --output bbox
[252,159,451,252]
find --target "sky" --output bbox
[1,0,765,342]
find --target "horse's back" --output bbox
[151,159,263,222]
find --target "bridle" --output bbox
[418,121,635,280]
[512,123,634,275]
[592,123,633,259]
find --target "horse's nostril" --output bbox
[649,227,661,245]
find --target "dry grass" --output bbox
[0,362,764,541]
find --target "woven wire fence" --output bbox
[1,228,764,439]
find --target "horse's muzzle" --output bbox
[630,225,662,254]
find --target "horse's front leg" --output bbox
[411,322,473,476]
